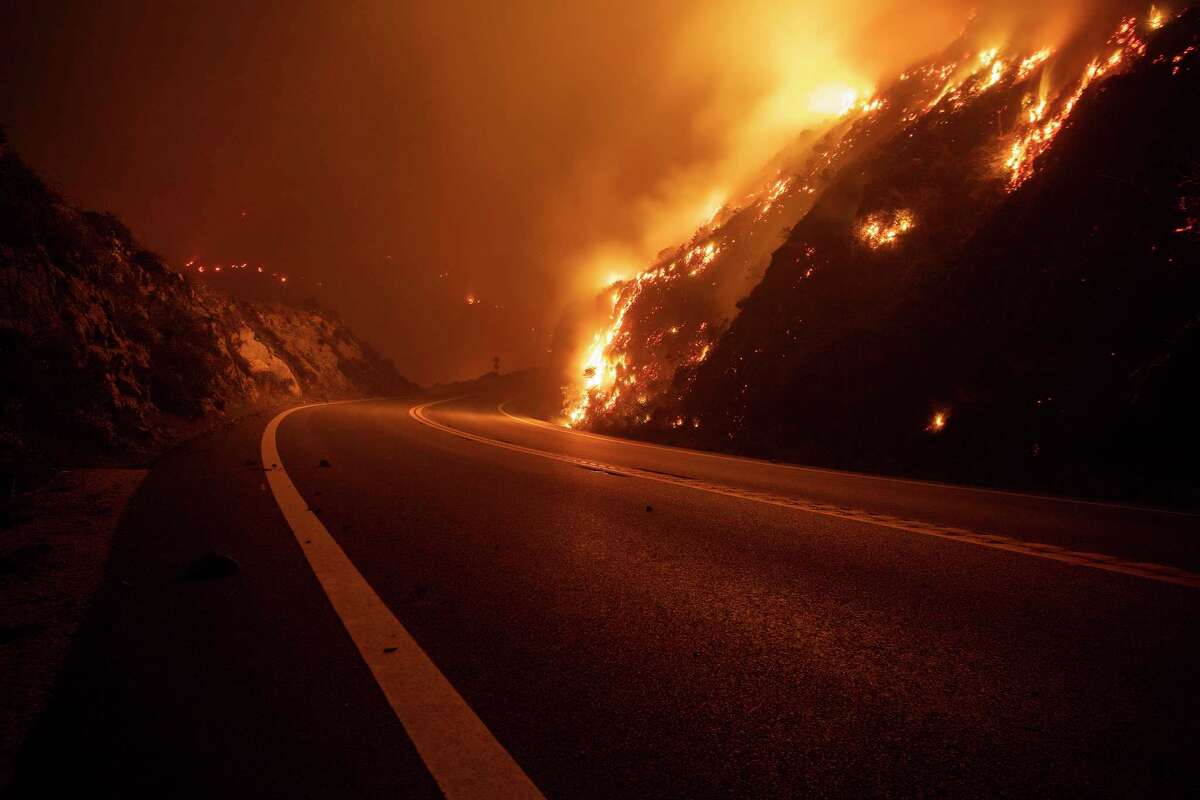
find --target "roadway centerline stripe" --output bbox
[263,402,544,800]
[415,398,1200,590]
[496,402,1200,518]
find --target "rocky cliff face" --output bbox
[0,136,418,483]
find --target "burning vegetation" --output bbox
[561,3,1200,505]
[858,210,916,249]
[1004,14,1154,189]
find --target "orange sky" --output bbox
[0,0,1126,383]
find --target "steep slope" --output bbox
[0,136,418,485]
[570,6,1200,505]
[563,90,921,426]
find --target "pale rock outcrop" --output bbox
[232,325,301,396]
[0,139,419,476]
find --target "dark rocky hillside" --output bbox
[586,7,1200,507]
[0,135,418,489]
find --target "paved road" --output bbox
[13,393,1200,797]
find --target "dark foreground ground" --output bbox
[9,392,1199,798]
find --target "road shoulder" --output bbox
[0,468,147,790]
[7,410,440,799]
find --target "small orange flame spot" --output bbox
[858,209,916,248]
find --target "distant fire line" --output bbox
[185,259,291,284]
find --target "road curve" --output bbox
[14,393,1200,798]
[412,397,1200,588]
[278,394,1198,797]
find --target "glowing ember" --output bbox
[858,97,885,114]
[1026,97,1048,124]
[1017,49,1053,80]
[186,258,291,284]
[686,241,721,276]
[1005,17,1146,191]
[858,209,916,249]
[973,48,1010,92]
[925,45,1024,111]
[758,177,792,218]
[565,282,638,425]
[981,58,1007,90]
[564,8,1176,432]
[564,229,728,425]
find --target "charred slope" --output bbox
[659,10,1200,506]
[0,138,418,484]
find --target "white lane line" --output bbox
[416,398,1200,590]
[262,402,544,800]
[496,402,1200,518]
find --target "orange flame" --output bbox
[1005,17,1146,190]
[858,210,916,249]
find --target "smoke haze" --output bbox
[0,0,1132,382]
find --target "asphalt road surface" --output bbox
[12,393,1200,798]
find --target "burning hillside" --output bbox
[563,4,1200,505]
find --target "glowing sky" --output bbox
[0,0,1115,382]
